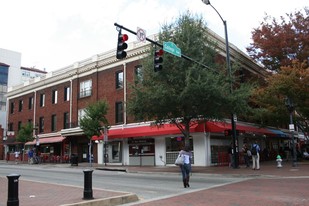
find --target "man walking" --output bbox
[251,141,261,170]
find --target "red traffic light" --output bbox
[155,49,163,56]
[116,32,129,60]
[119,34,128,42]
[154,49,163,72]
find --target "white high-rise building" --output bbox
[0,48,46,140]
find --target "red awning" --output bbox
[25,136,66,145]
[92,123,201,140]
[91,121,279,141]
[205,121,274,136]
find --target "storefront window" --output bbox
[109,141,122,163]
[128,139,155,156]
[166,136,193,152]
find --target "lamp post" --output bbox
[202,0,239,168]
[99,126,108,166]
[285,97,297,167]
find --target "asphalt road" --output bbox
[0,163,247,201]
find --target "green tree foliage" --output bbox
[247,8,309,72]
[16,123,34,143]
[128,11,253,146]
[250,60,309,128]
[79,100,109,139]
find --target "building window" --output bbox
[115,102,124,124]
[18,100,23,112]
[51,114,57,132]
[116,71,124,89]
[79,80,92,98]
[39,117,44,133]
[40,93,45,107]
[63,112,69,129]
[18,121,22,131]
[8,123,13,131]
[22,71,30,77]
[64,87,70,101]
[134,65,143,83]
[28,119,32,124]
[52,90,58,104]
[78,109,86,125]
[10,102,14,114]
[28,97,33,110]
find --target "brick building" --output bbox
[6,32,288,166]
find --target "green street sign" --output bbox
[163,41,181,57]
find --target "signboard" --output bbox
[163,41,181,57]
[289,124,295,132]
[136,27,146,43]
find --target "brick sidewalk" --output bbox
[121,161,309,206]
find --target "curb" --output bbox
[60,193,139,206]
[96,167,128,172]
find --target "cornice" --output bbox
[6,30,265,99]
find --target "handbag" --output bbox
[175,154,184,165]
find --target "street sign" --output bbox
[289,124,295,132]
[233,114,237,122]
[136,27,146,43]
[163,41,181,57]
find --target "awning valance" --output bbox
[205,121,288,137]
[92,121,289,141]
[25,136,66,145]
[92,123,201,141]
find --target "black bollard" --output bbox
[83,169,93,200]
[7,174,21,206]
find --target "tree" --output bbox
[247,8,309,72]
[16,123,34,144]
[246,7,309,130]
[128,11,253,147]
[250,60,309,129]
[79,100,109,164]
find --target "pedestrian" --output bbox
[178,146,192,188]
[14,151,20,164]
[228,143,234,168]
[251,141,261,170]
[242,143,250,168]
[6,151,10,163]
[28,148,34,164]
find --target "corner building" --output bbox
[6,32,288,166]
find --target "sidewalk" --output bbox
[121,161,309,206]
[1,160,309,206]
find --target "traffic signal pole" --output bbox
[114,23,215,72]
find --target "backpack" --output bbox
[251,145,257,155]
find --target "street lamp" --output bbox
[99,126,109,166]
[202,0,239,168]
[285,97,297,167]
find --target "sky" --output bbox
[0,0,307,72]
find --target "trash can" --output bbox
[70,154,78,166]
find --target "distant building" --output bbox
[21,67,47,82]
[0,48,46,158]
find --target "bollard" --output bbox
[83,169,93,200]
[7,174,21,206]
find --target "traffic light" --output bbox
[154,49,163,72]
[116,30,128,59]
